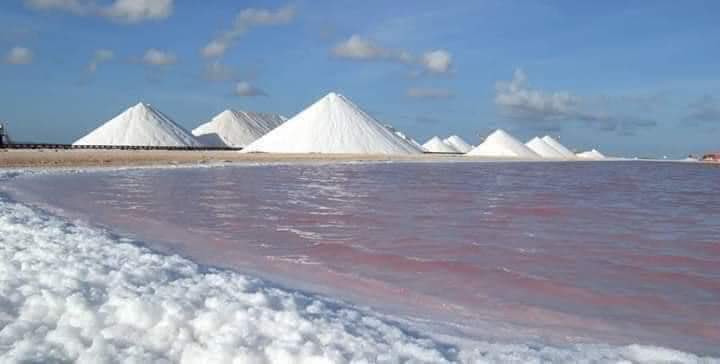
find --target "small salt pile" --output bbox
[577,149,606,159]
[423,136,459,153]
[193,110,286,148]
[466,129,540,158]
[74,102,200,147]
[443,135,473,153]
[526,137,567,159]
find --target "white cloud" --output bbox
[406,87,452,99]
[141,49,176,66]
[87,49,114,73]
[495,68,591,121]
[4,47,33,65]
[332,35,452,74]
[332,35,389,60]
[235,81,266,96]
[202,5,295,58]
[23,0,173,23]
[421,50,452,74]
[102,0,173,23]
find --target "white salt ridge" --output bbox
[577,149,607,159]
[192,110,286,148]
[526,137,568,159]
[443,135,473,153]
[74,103,200,147]
[423,136,459,153]
[466,129,540,158]
[541,136,576,158]
[246,93,422,155]
[0,197,716,364]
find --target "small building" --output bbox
[701,153,720,162]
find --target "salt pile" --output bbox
[423,136,459,153]
[577,149,607,159]
[443,135,473,153]
[245,93,422,154]
[74,102,200,147]
[541,136,576,158]
[192,110,286,148]
[385,124,427,151]
[466,129,540,158]
[526,137,567,159]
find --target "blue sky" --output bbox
[1,0,719,157]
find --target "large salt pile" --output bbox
[423,136,459,153]
[443,135,473,153]
[74,102,200,147]
[466,129,540,158]
[577,149,607,159]
[526,137,567,159]
[541,136,576,158]
[245,93,422,154]
[193,110,286,148]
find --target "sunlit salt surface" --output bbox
[3,161,720,360]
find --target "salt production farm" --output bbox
[1,86,719,364]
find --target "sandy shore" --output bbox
[0,149,473,168]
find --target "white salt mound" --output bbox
[245,93,422,154]
[443,135,473,153]
[423,136,459,153]
[577,149,606,159]
[466,129,540,158]
[74,102,200,147]
[526,137,567,159]
[541,136,576,158]
[193,110,286,148]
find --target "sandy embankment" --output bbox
[0,149,473,168]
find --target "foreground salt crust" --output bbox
[245,93,422,155]
[0,196,716,363]
[192,110,286,148]
[443,136,473,153]
[526,137,567,159]
[74,103,200,147]
[423,136,459,153]
[541,136,576,159]
[466,130,540,158]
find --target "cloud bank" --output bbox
[87,49,114,73]
[141,49,176,66]
[235,81,266,97]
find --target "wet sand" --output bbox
[0,149,469,168]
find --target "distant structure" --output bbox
[0,122,9,147]
[702,153,720,162]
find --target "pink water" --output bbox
[7,161,720,354]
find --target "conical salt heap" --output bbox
[245,93,422,154]
[423,136,459,153]
[541,136,576,158]
[74,102,200,147]
[526,137,567,159]
[466,129,539,158]
[193,110,286,147]
[443,135,473,153]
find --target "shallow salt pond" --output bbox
[2,161,720,361]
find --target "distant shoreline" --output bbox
[0,149,702,169]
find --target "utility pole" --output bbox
[0,122,8,147]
